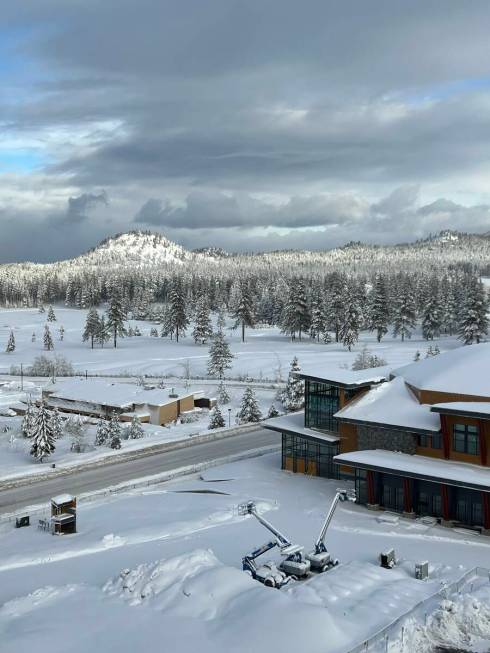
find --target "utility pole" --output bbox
[20,363,23,391]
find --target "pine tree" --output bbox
[30,403,56,462]
[339,288,361,351]
[150,327,159,337]
[21,400,36,438]
[58,325,65,341]
[281,357,305,411]
[413,350,421,362]
[38,305,45,314]
[94,418,109,446]
[31,332,36,343]
[126,414,144,439]
[5,330,15,353]
[392,279,417,341]
[207,329,234,378]
[230,281,255,342]
[51,408,64,439]
[369,275,389,342]
[267,404,280,418]
[69,415,85,452]
[421,291,442,341]
[208,405,225,429]
[96,315,110,347]
[107,414,122,449]
[352,346,387,370]
[106,293,127,348]
[83,307,100,348]
[47,305,57,322]
[280,279,310,341]
[43,324,54,351]
[458,277,489,344]
[192,297,213,344]
[237,386,262,423]
[169,280,188,342]
[217,381,230,404]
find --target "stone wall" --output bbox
[357,425,417,454]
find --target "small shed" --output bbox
[51,494,77,535]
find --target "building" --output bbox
[42,378,197,426]
[51,494,77,535]
[263,344,490,532]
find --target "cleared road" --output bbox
[0,428,280,515]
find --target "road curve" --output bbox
[0,428,280,515]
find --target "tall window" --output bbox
[453,424,479,456]
[305,380,340,432]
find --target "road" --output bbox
[0,427,280,515]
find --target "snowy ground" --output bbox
[0,379,277,482]
[0,306,464,379]
[0,453,489,653]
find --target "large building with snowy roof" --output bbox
[264,344,490,533]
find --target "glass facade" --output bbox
[417,433,442,449]
[453,424,479,455]
[282,433,339,479]
[305,380,340,432]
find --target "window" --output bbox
[305,380,340,432]
[431,433,442,449]
[417,433,442,449]
[417,434,429,448]
[281,433,339,479]
[453,424,479,456]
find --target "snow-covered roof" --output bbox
[334,449,490,491]
[48,379,194,409]
[296,364,392,388]
[392,343,490,398]
[263,411,340,443]
[334,377,441,433]
[51,494,74,505]
[431,402,490,419]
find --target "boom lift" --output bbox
[238,501,311,579]
[241,540,290,588]
[306,489,356,572]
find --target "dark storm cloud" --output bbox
[2,1,490,259]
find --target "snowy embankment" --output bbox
[0,453,489,653]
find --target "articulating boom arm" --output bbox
[238,501,291,549]
[314,489,356,554]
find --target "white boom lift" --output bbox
[240,539,290,588]
[306,489,357,572]
[238,501,311,580]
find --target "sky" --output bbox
[2,1,490,262]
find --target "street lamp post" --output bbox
[228,408,231,427]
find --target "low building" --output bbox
[42,378,197,426]
[263,344,490,532]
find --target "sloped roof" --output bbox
[392,344,490,398]
[334,376,440,433]
[263,411,339,443]
[431,402,490,419]
[296,364,392,388]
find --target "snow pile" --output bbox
[396,587,490,652]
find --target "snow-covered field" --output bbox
[0,453,489,653]
[0,306,463,379]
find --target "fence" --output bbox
[347,566,490,653]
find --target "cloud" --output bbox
[47,191,109,227]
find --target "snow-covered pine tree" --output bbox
[217,381,230,404]
[96,315,110,347]
[106,293,127,348]
[230,281,255,342]
[352,346,387,370]
[328,274,345,343]
[5,330,15,353]
[192,297,213,344]
[368,274,389,342]
[392,277,416,341]
[126,414,144,439]
[150,327,158,337]
[267,403,280,418]
[280,278,311,341]
[458,277,489,344]
[94,419,109,446]
[339,286,361,351]
[237,386,262,423]
[207,329,234,379]
[421,288,442,341]
[21,400,35,438]
[31,332,36,343]
[58,325,65,341]
[47,305,57,322]
[208,405,225,429]
[216,307,226,331]
[107,414,122,449]
[69,415,85,452]
[281,356,305,411]
[30,403,56,462]
[309,283,328,341]
[51,407,64,439]
[169,280,188,343]
[38,305,45,314]
[43,324,54,351]
[83,307,100,349]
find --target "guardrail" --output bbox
[347,566,490,652]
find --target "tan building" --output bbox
[42,378,196,426]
